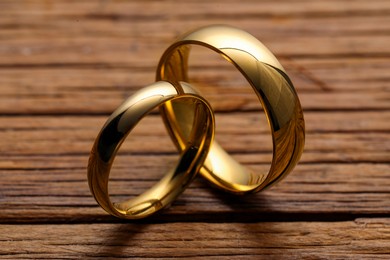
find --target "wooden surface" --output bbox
[1,0,389,258]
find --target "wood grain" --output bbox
[0,0,389,258]
[0,219,389,258]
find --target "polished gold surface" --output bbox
[88,81,214,219]
[157,25,305,194]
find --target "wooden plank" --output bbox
[0,14,389,41]
[0,0,389,17]
[0,91,388,114]
[0,113,388,167]
[0,1,387,66]
[0,35,388,67]
[0,113,388,158]
[0,219,389,258]
[0,57,388,94]
[1,111,388,133]
[0,56,388,114]
[0,161,389,222]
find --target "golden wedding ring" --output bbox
[88,81,214,219]
[157,25,305,194]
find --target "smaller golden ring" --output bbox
[157,25,305,194]
[88,81,214,219]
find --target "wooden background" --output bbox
[1,0,389,258]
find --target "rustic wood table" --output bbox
[1,0,389,258]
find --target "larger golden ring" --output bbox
[157,25,305,194]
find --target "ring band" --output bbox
[157,25,305,194]
[88,81,214,219]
